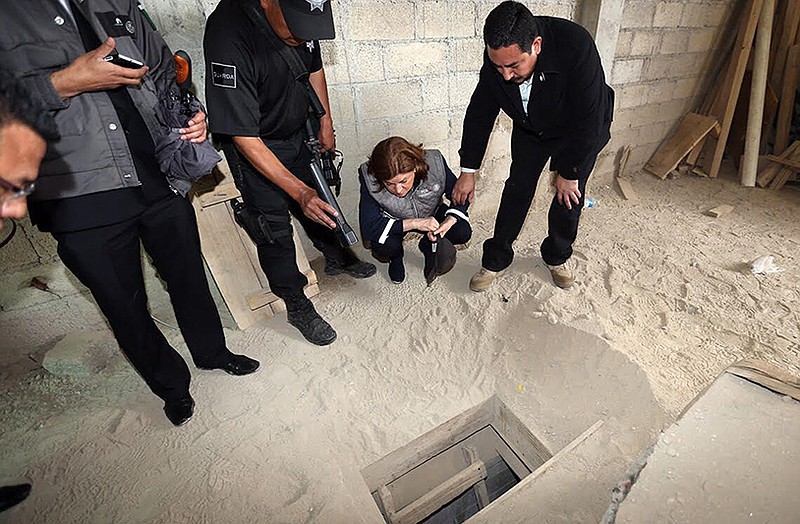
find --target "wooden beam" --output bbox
[765,154,800,170]
[704,0,766,178]
[616,177,639,201]
[768,0,800,94]
[774,44,800,152]
[361,397,496,491]
[757,140,800,186]
[393,461,487,524]
[644,113,719,179]
[463,446,490,510]
[377,485,398,523]
[742,0,775,187]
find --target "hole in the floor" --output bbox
[361,395,553,524]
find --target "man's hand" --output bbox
[298,186,338,229]
[180,110,207,143]
[554,173,581,210]
[452,172,475,205]
[50,38,149,100]
[317,118,336,152]
[429,216,457,241]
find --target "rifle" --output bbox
[304,85,357,247]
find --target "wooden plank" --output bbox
[774,44,800,152]
[686,136,706,166]
[765,154,800,170]
[617,145,632,179]
[768,140,800,188]
[758,140,800,186]
[616,177,639,201]
[705,204,735,218]
[192,198,269,330]
[393,461,487,524]
[768,0,800,94]
[463,446,490,510]
[377,485,398,523]
[644,113,719,179]
[246,271,318,312]
[704,0,766,178]
[361,397,496,490]
[494,398,552,470]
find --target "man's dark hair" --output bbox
[483,1,540,53]
[0,70,58,142]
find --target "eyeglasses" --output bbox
[0,175,35,204]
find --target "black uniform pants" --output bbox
[371,204,473,260]
[227,132,351,300]
[482,123,611,271]
[53,195,228,402]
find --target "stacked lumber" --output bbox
[645,0,800,191]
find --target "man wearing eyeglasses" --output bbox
[0,72,58,515]
[0,73,56,230]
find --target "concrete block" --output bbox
[673,78,698,100]
[349,43,385,83]
[385,41,447,78]
[387,111,451,145]
[688,28,717,53]
[357,80,423,119]
[659,30,688,55]
[328,85,357,126]
[451,37,485,73]
[653,3,683,28]
[422,75,451,111]
[680,4,728,28]
[43,331,120,377]
[621,2,655,29]
[449,71,480,107]
[356,119,391,152]
[647,81,680,104]
[349,0,415,41]
[611,59,644,85]
[630,30,661,56]
[321,40,350,86]
[421,0,477,39]
[616,30,634,58]
[617,84,648,109]
[641,56,674,81]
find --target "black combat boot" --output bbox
[324,248,377,278]
[285,294,337,346]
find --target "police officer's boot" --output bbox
[324,248,377,279]
[285,294,337,346]
[0,483,31,512]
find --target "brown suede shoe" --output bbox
[469,267,504,292]
[547,263,575,289]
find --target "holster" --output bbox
[232,199,282,245]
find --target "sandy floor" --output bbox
[0,162,798,522]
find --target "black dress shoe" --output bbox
[198,353,260,376]
[164,396,194,427]
[0,483,31,512]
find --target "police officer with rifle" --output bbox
[204,0,375,346]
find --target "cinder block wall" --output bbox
[0,0,737,277]
[608,0,734,170]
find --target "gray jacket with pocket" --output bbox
[0,0,174,201]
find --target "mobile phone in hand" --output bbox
[103,53,144,69]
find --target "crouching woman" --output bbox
[358,136,472,284]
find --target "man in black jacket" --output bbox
[453,1,613,291]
